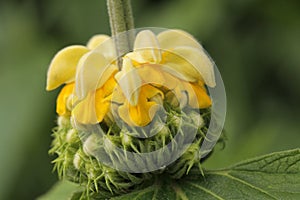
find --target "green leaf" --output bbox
[111,149,300,200]
[37,180,84,200]
[39,149,300,200]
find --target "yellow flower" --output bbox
[115,29,215,124]
[72,74,117,124]
[72,36,118,124]
[46,35,117,123]
[114,57,164,126]
[127,29,215,87]
[46,45,89,118]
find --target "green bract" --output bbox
[49,103,217,198]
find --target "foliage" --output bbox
[39,149,300,199]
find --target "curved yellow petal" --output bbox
[93,36,116,62]
[75,51,118,100]
[56,83,75,116]
[87,34,110,50]
[101,74,118,97]
[119,100,159,127]
[184,82,212,109]
[95,90,112,123]
[137,65,165,84]
[115,57,141,106]
[72,91,98,124]
[141,84,164,100]
[162,47,216,87]
[73,76,116,124]
[46,45,89,91]
[160,68,181,90]
[174,47,215,87]
[157,29,203,50]
[111,85,126,104]
[136,64,179,90]
[118,85,163,126]
[125,52,146,64]
[132,30,162,63]
[161,50,200,82]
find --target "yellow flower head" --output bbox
[47,29,215,127]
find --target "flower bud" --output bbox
[83,134,100,156]
[57,116,70,127]
[189,111,204,128]
[153,121,170,137]
[121,130,132,146]
[66,129,78,143]
[73,152,82,170]
[169,113,181,127]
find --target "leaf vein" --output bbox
[171,182,189,200]
[213,172,278,199]
[110,186,154,200]
[185,181,225,200]
[152,185,158,200]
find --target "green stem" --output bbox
[107,0,135,68]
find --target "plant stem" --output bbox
[107,0,135,68]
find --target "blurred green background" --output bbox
[0,0,299,199]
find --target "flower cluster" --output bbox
[47,29,217,197]
[47,29,215,127]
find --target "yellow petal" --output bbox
[75,51,118,100]
[87,34,110,50]
[101,73,118,97]
[160,68,181,90]
[111,84,126,104]
[141,84,164,100]
[95,89,112,122]
[46,45,89,91]
[131,30,162,63]
[137,65,165,84]
[136,64,179,90]
[115,57,142,106]
[73,76,116,124]
[93,36,116,62]
[119,100,159,127]
[173,47,215,87]
[184,82,212,109]
[56,83,75,116]
[72,91,98,124]
[161,50,199,82]
[162,47,216,87]
[157,29,203,50]
[125,52,146,65]
[118,85,163,126]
